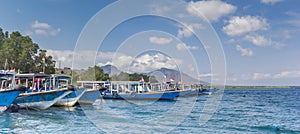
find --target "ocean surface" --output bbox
[1,88,299,133]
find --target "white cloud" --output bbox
[177,23,203,38]
[49,28,61,36]
[274,42,286,48]
[177,26,192,38]
[131,53,179,73]
[29,20,61,36]
[223,16,269,36]
[150,5,171,16]
[236,45,253,57]
[204,45,211,49]
[261,0,284,5]
[244,34,272,47]
[46,50,191,74]
[97,61,112,67]
[285,11,300,27]
[46,49,74,68]
[281,30,293,39]
[32,20,51,29]
[97,52,183,73]
[253,73,272,80]
[274,71,300,79]
[228,39,236,43]
[186,0,236,22]
[198,73,216,78]
[149,36,172,45]
[97,52,134,70]
[244,34,286,48]
[228,70,300,82]
[287,19,300,28]
[227,73,254,81]
[188,64,195,72]
[251,71,300,80]
[34,29,48,36]
[47,50,134,70]
[176,43,199,51]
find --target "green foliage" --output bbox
[79,66,111,81]
[112,72,129,81]
[69,70,79,83]
[34,49,56,74]
[0,28,56,73]
[129,73,149,81]
[112,72,151,82]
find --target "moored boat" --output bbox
[14,73,73,110]
[167,83,202,97]
[53,74,86,107]
[102,81,180,100]
[0,70,25,112]
[177,89,201,96]
[201,89,216,95]
[77,81,107,104]
[103,91,180,100]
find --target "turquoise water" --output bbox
[1,88,299,133]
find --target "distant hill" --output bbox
[101,64,121,76]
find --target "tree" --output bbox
[129,73,150,81]
[80,66,111,81]
[0,31,38,71]
[0,27,56,73]
[69,70,79,83]
[34,49,56,74]
[112,72,129,81]
[0,28,5,45]
[112,72,152,82]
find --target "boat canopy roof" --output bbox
[0,70,15,76]
[109,81,141,84]
[77,81,106,84]
[0,76,8,80]
[51,74,72,79]
[16,73,50,79]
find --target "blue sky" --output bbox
[1,0,300,86]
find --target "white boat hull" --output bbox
[54,88,86,107]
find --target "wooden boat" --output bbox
[53,74,86,107]
[14,73,73,110]
[77,81,107,104]
[102,81,180,100]
[0,70,25,112]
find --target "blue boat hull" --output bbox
[178,89,201,97]
[102,91,180,100]
[55,88,86,106]
[78,89,101,104]
[15,89,72,110]
[201,89,215,95]
[0,90,21,112]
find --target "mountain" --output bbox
[101,65,121,76]
[100,65,208,85]
[148,68,208,85]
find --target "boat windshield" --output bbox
[0,70,15,91]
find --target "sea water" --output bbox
[1,88,299,133]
